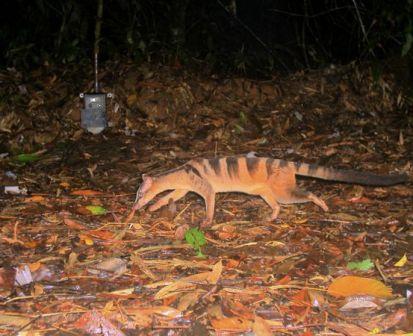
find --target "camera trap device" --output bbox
[79,53,113,134]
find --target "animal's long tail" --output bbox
[292,161,408,186]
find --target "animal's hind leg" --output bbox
[288,188,329,212]
[148,189,188,212]
[259,189,281,221]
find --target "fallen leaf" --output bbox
[79,234,94,246]
[15,265,33,286]
[64,218,87,230]
[155,260,223,300]
[60,181,70,188]
[24,195,45,203]
[85,205,107,215]
[15,153,40,163]
[0,314,31,327]
[93,258,127,277]
[71,189,103,196]
[88,229,115,240]
[328,276,392,298]
[394,253,407,267]
[73,310,125,336]
[0,267,16,290]
[339,295,380,311]
[177,290,204,311]
[253,315,272,336]
[347,259,374,271]
[210,316,252,332]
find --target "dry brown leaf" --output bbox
[125,305,183,325]
[154,280,196,300]
[327,322,369,335]
[339,295,381,311]
[24,195,45,203]
[93,258,128,277]
[71,189,102,196]
[64,218,87,230]
[225,299,254,319]
[327,276,392,298]
[244,227,271,236]
[73,310,125,336]
[155,260,222,300]
[177,290,205,311]
[253,315,272,336]
[129,310,152,328]
[210,316,252,332]
[217,231,238,240]
[88,229,115,240]
[146,306,183,318]
[207,260,223,284]
[0,314,31,327]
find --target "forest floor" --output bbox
[0,61,412,335]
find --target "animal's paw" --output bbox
[267,215,281,223]
[175,224,189,240]
[200,219,212,228]
[320,201,329,212]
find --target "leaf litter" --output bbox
[0,62,412,334]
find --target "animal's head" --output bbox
[133,174,154,210]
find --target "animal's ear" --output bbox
[140,174,153,192]
[135,174,153,203]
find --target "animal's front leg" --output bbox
[200,192,216,227]
[148,189,188,211]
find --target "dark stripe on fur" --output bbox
[226,157,239,178]
[209,158,221,175]
[185,164,202,178]
[308,164,319,176]
[246,158,260,175]
[266,158,274,177]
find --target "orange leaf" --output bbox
[87,229,115,240]
[276,275,291,285]
[210,317,251,331]
[59,182,70,188]
[24,195,45,203]
[253,315,272,336]
[71,189,102,196]
[327,276,392,298]
[29,262,42,272]
[64,218,87,230]
[79,234,94,246]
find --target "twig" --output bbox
[374,258,388,283]
[351,0,374,56]
[215,0,289,71]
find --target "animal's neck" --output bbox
[152,171,183,193]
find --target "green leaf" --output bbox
[239,111,248,125]
[85,205,107,215]
[347,259,374,271]
[15,153,40,163]
[402,32,413,56]
[185,228,206,256]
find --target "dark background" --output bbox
[1,0,413,76]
